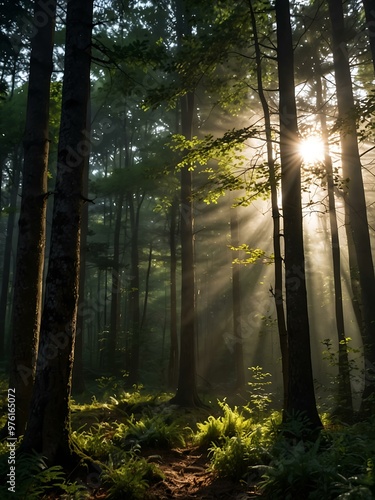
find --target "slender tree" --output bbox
[275,0,322,429]
[312,51,353,419]
[328,0,375,414]
[248,0,288,408]
[21,0,93,463]
[0,148,21,360]
[171,0,202,407]
[107,189,124,374]
[9,0,56,436]
[168,195,179,388]
[230,204,245,389]
[127,190,145,384]
[73,131,90,394]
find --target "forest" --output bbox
[1,0,375,498]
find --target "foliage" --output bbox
[320,338,363,411]
[208,412,281,480]
[114,414,186,449]
[72,422,119,461]
[258,416,375,499]
[101,449,163,500]
[230,245,268,265]
[0,451,88,499]
[244,366,273,421]
[259,438,341,499]
[194,399,252,448]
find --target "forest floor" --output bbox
[143,447,259,499]
[90,445,259,499]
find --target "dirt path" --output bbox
[146,448,259,499]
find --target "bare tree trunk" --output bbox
[0,149,21,362]
[229,202,245,389]
[249,0,288,409]
[313,53,353,420]
[73,131,90,394]
[128,194,143,385]
[9,0,56,436]
[141,241,152,331]
[168,196,179,388]
[328,0,375,415]
[107,191,124,374]
[170,0,202,407]
[21,0,93,464]
[276,0,322,430]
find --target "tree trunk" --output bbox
[328,0,375,415]
[248,0,288,409]
[313,53,353,420]
[171,89,202,406]
[230,203,245,389]
[168,196,179,388]
[21,0,93,464]
[128,194,143,385]
[73,127,90,394]
[10,0,56,435]
[0,149,21,362]
[107,191,124,374]
[141,241,152,331]
[276,0,322,430]
[168,0,202,408]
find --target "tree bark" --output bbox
[168,196,179,388]
[73,135,90,394]
[328,0,375,415]
[170,0,202,407]
[229,203,245,389]
[248,0,288,409]
[10,0,56,435]
[0,149,21,362]
[127,193,143,385]
[21,0,93,464]
[107,191,124,374]
[313,53,353,419]
[276,0,322,429]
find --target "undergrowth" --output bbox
[1,371,375,499]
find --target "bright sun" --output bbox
[299,136,325,165]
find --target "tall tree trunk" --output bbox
[248,0,288,409]
[168,196,179,388]
[229,202,245,389]
[170,0,202,407]
[0,150,21,361]
[328,0,375,415]
[128,194,143,385]
[141,241,152,332]
[276,0,322,429]
[107,191,124,374]
[170,0,202,408]
[313,53,353,419]
[73,127,90,394]
[9,0,56,436]
[21,0,93,464]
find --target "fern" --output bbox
[102,450,163,500]
[0,451,88,500]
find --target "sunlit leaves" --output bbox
[229,244,271,265]
[169,126,254,169]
